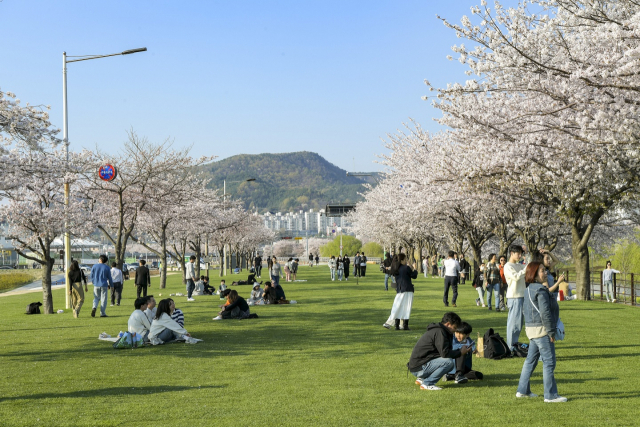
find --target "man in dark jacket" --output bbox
[135,259,151,298]
[254,255,263,278]
[458,254,470,285]
[407,312,472,390]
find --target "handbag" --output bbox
[528,287,565,341]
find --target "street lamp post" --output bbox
[222,178,256,276]
[62,47,146,308]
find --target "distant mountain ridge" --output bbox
[201,152,378,213]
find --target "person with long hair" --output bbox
[148,299,190,345]
[383,253,417,330]
[68,260,88,318]
[214,289,250,320]
[516,262,566,402]
[383,252,392,291]
[343,255,350,281]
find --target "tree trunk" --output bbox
[41,257,54,314]
[159,229,168,289]
[470,244,482,280]
[572,227,591,300]
[195,239,202,278]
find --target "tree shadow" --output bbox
[0,385,223,401]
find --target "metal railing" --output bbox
[560,270,638,307]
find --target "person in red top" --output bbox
[499,255,507,311]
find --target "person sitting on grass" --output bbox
[144,295,157,324]
[218,280,228,295]
[442,322,483,383]
[213,289,250,320]
[193,276,205,296]
[168,298,184,328]
[148,299,190,345]
[248,283,264,305]
[202,276,215,295]
[262,282,277,304]
[128,297,151,342]
[274,281,286,301]
[407,312,473,391]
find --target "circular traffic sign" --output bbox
[98,164,117,181]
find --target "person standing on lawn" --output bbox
[185,255,197,302]
[602,261,620,303]
[443,251,461,307]
[360,252,367,277]
[343,254,350,281]
[135,259,151,298]
[110,262,124,307]
[516,262,567,403]
[458,254,470,285]
[354,252,361,277]
[383,253,417,331]
[270,256,281,287]
[254,254,263,278]
[499,255,508,311]
[407,312,472,390]
[90,254,113,318]
[485,254,501,311]
[505,244,527,351]
[68,260,88,318]
[383,252,392,290]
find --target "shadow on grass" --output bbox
[0,385,223,401]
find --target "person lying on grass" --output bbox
[213,290,250,320]
[148,299,191,345]
[128,297,151,342]
[442,322,483,384]
[407,312,473,391]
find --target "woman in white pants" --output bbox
[383,254,417,331]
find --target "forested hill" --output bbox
[201,151,378,213]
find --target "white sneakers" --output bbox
[516,392,539,398]
[187,298,195,302]
[212,316,222,320]
[420,384,442,391]
[544,396,568,403]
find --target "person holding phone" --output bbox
[443,322,483,383]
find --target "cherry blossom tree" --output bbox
[0,149,93,314]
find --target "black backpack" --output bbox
[26,302,42,315]
[483,328,511,359]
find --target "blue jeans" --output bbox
[157,328,178,343]
[385,274,390,290]
[411,357,455,386]
[604,280,614,300]
[337,269,343,280]
[486,282,500,309]
[330,268,336,280]
[92,286,108,316]
[271,274,280,287]
[517,335,559,400]
[507,297,524,349]
[186,279,195,298]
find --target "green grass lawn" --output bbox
[1,266,638,426]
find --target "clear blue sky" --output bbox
[1,0,516,172]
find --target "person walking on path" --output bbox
[68,260,88,318]
[337,256,344,281]
[185,255,197,302]
[308,254,313,267]
[602,261,620,303]
[443,251,461,307]
[458,254,470,285]
[343,254,350,281]
[315,254,319,266]
[383,254,417,330]
[516,262,567,403]
[485,254,501,311]
[110,262,124,306]
[354,252,361,277]
[383,252,392,290]
[270,256,281,287]
[90,254,113,318]
[135,259,151,298]
[505,245,526,350]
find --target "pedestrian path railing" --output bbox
[560,270,638,307]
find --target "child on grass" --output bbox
[442,322,484,384]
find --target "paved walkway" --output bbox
[0,274,66,297]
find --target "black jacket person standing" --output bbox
[135,260,151,298]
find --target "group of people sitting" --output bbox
[127,295,191,345]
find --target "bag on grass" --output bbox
[483,328,511,360]
[26,302,42,315]
[113,332,138,349]
[512,342,529,358]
